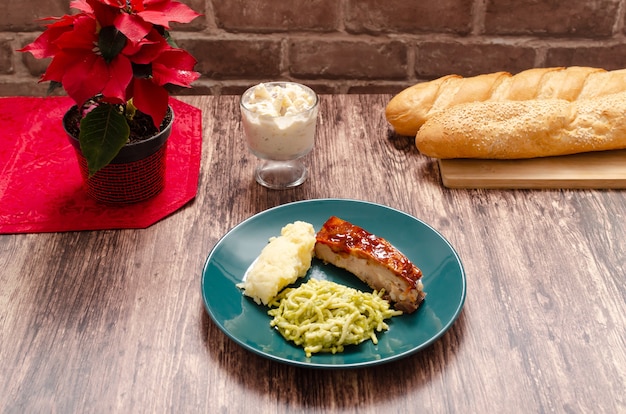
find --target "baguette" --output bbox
[386,66,626,136]
[414,92,626,159]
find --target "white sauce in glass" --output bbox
[241,82,318,161]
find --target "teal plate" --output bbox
[201,199,466,369]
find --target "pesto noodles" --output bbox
[268,278,402,357]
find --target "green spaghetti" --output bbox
[268,278,402,357]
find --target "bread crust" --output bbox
[386,66,626,136]
[415,92,626,159]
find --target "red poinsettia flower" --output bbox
[94,0,200,44]
[130,45,200,124]
[19,0,201,176]
[37,15,133,107]
[20,0,200,126]
[19,15,78,59]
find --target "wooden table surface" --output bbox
[1,94,625,413]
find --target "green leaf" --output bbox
[46,81,63,96]
[98,26,127,62]
[79,104,130,177]
[163,30,179,48]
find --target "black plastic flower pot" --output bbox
[63,106,173,205]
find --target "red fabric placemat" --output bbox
[0,96,202,234]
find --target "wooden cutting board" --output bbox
[438,149,626,189]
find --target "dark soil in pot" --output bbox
[63,106,173,144]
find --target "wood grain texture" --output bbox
[1,95,625,413]
[439,149,626,189]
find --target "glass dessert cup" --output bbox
[240,82,319,190]
[253,152,311,190]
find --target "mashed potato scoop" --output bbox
[237,221,316,305]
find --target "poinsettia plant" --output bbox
[20,0,201,175]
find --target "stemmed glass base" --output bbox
[254,159,308,189]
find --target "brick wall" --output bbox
[2,0,626,96]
